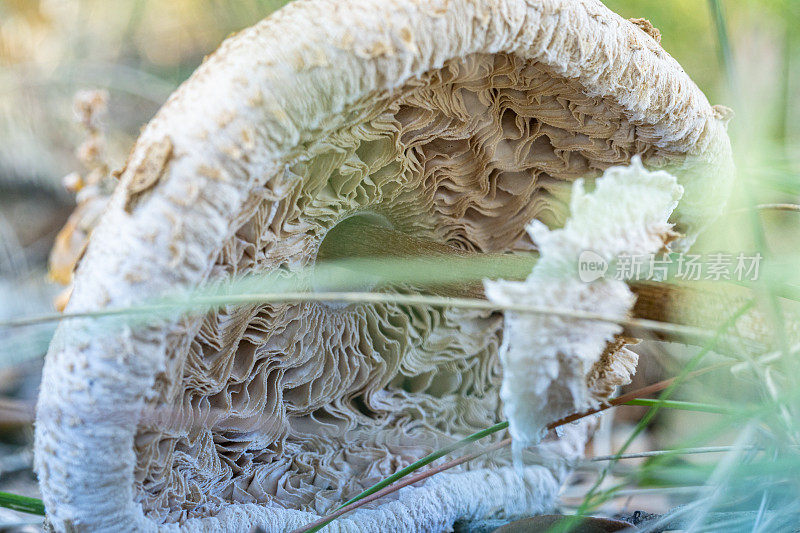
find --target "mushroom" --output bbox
[34,0,734,531]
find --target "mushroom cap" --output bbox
[34,0,733,530]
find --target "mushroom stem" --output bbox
[315,218,763,350]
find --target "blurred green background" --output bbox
[0,0,797,191]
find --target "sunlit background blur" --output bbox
[2,0,797,189]
[1,0,798,529]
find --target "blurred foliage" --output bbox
[0,0,797,188]
[1,0,797,191]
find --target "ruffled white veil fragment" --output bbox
[485,157,683,454]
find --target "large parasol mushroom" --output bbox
[35,0,734,531]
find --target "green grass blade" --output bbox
[302,421,509,533]
[0,492,45,516]
[577,300,755,513]
[707,0,737,92]
[624,399,733,415]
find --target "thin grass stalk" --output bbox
[0,290,716,342]
[707,0,737,95]
[575,300,755,514]
[335,420,509,511]
[623,399,732,415]
[684,422,758,531]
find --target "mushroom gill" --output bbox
[133,52,686,523]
